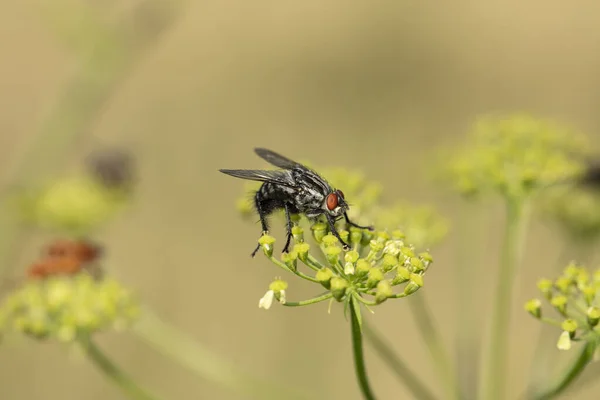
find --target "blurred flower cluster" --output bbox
[539,186,600,243]
[17,148,135,235]
[525,263,600,352]
[440,114,591,199]
[0,274,139,343]
[0,148,140,343]
[372,202,449,250]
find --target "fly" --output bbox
[220,148,374,257]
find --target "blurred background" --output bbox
[2,0,600,399]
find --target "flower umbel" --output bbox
[539,185,600,243]
[0,273,139,342]
[525,262,600,350]
[439,114,591,199]
[254,227,432,311]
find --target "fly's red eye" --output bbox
[338,190,345,199]
[326,193,339,210]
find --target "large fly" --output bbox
[220,148,374,257]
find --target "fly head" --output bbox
[324,189,349,218]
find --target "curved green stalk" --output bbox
[80,336,161,400]
[350,297,377,400]
[132,306,311,400]
[481,198,530,400]
[283,292,333,307]
[531,341,597,400]
[408,293,460,400]
[363,322,438,400]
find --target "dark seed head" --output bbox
[86,148,136,190]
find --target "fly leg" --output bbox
[344,212,374,231]
[251,192,271,258]
[326,214,350,250]
[282,203,294,254]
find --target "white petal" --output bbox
[344,262,355,275]
[278,290,286,305]
[557,331,572,351]
[258,290,274,310]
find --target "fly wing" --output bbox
[219,169,296,188]
[254,148,306,170]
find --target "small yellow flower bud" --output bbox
[392,267,411,285]
[292,226,304,243]
[367,268,384,288]
[322,234,339,247]
[311,222,328,244]
[355,259,371,278]
[316,268,335,289]
[537,279,553,299]
[294,243,310,261]
[349,228,363,245]
[561,319,578,338]
[587,306,600,327]
[325,246,342,266]
[345,251,360,264]
[551,296,568,314]
[330,277,349,301]
[258,235,276,257]
[381,254,398,273]
[375,280,393,304]
[524,299,542,319]
[281,251,298,270]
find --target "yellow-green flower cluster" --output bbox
[441,114,591,199]
[539,186,600,242]
[371,202,449,249]
[256,223,432,310]
[18,175,131,234]
[525,263,600,351]
[0,274,139,342]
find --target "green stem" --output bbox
[408,293,461,400]
[481,197,529,400]
[363,322,438,400]
[132,307,311,400]
[283,292,333,307]
[80,336,161,400]
[531,341,597,400]
[454,199,485,400]
[350,297,377,400]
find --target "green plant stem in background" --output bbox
[350,297,377,400]
[80,336,161,400]
[408,293,461,400]
[363,322,438,400]
[481,198,530,400]
[454,199,484,400]
[531,341,597,400]
[133,307,311,400]
[0,0,186,279]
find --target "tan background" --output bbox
[1,1,600,399]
